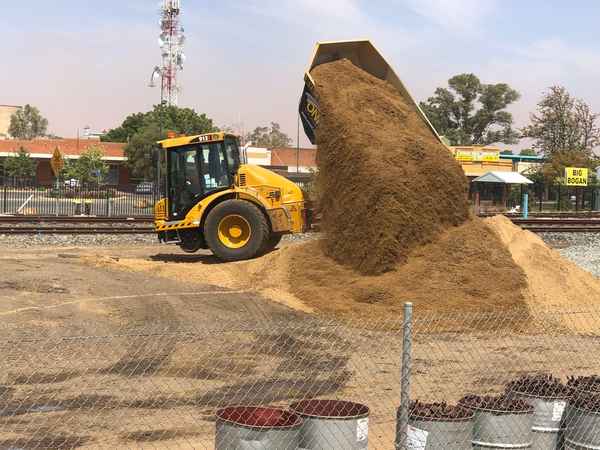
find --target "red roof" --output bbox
[271,147,317,168]
[0,138,125,158]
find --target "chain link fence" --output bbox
[1,307,600,449]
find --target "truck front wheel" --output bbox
[204,200,269,261]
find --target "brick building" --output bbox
[0,139,129,186]
[270,147,317,172]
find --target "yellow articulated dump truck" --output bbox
[154,132,309,261]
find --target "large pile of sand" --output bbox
[311,59,470,275]
[287,218,528,321]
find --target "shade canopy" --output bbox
[473,171,534,185]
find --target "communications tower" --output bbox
[149,0,185,106]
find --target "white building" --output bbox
[245,146,271,166]
[0,105,21,140]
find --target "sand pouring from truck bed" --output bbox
[311,59,470,275]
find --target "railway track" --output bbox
[2,215,600,234]
[0,216,154,234]
[509,217,600,233]
[0,227,154,235]
[0,216,153,223]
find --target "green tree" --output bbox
[541,149,597,183]
[8,105,49,139]
[420,73,520,146]
[246,122,292,148]
[519,148,537,156]
[124,122,163,180]
[103,105,216,143]
[104,104,216,180]
[500,150,514,155]
[102,112,146,142]
[3,147,37,179]
[522,86,600,157]
[523,87,600,184]
[63,146,109,185]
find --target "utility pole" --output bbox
[297,114,300,173]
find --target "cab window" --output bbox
[167,142,233,219]
[201,144,229,190]
[224,139,240,171]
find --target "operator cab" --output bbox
[161,133,240,220]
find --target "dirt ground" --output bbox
[1,239,600,449]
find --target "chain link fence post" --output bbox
[395,302,413,450]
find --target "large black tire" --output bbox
[261,233,283,254]
[204,200,269,261]
[178,229,207,253]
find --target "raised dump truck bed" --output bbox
[299,39,442,145]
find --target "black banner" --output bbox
[299,84,320,145]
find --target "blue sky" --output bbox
[2,0,600,148]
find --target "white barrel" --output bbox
[290,399,369,450]
[215,406,302,450]
[515,393,568,450]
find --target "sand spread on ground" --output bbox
[84,251,314,314]
[485,215,600,333]
[311,59,470,275]
[91,216,600,333]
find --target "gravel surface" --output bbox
[0,232,321,249]
[540,232,600,278]
[0,233,158,248]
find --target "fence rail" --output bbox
[1,307,600,448]
[0,173,314,219]
[0,181,159,217]
[477,182,600,214]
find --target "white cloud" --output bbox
[241,0,365,28]
[295,0,364,23]
[401,0,497,34]
[475,38,600,150]
[515,38,600,77]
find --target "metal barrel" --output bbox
[563,405,600,450]
[407,416,474,450]
[515,393,568,450]
[470,409,534,449]
[215,406,302,450]
[290,399,369,450]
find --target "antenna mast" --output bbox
[150,0,185,106]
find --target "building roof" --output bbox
[473,171,534,184]
[0,139,126,161]
[270,147,317,168]
[499,154,544,162]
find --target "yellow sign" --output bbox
[477,151,500,162]
[454,150,500,162]
[50,147,64,176]
[565,167,588,186]
[455,150,474,162]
